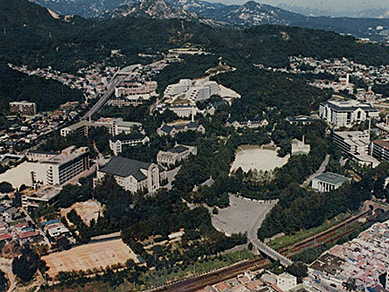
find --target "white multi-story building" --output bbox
[276,273,297,292]
[332,131,370,155]
[157,144,197,166]
[319,98,378,127]
[371,139,389,162]
[164,79,192,97]
[60,118,142,137]
[164,78,220,102]
[96,156,166,194]
[32,146,89,186]
[332,131,379,167]
[156,104,197,118]
[115,80,157,97]
[109,134,150,155]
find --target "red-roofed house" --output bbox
[0,234,12,241]
[18,231,38,240]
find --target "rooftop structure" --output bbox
[311,172,350,192]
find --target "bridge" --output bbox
[247,200,293,267]
[81,64,141,121]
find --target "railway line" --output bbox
[146,209,374,292]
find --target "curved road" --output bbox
[247,200,293,267]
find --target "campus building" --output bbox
[371,139,389,162]
[319,98,378,127]
[311,172,350,192]
[332,131,370,155]
[96,156,166,193]
[32,146,90,186]
[157,121,205,137]
[156,104,197,118]
[109,134,150,155]
[291,137,310,156]
[163,78,220,102]
[60,118,142,137]
[157,144,197,166]
[226,117,269,129]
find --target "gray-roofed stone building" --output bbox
[157,122,205,137]
[96,156,166,193]
[157,144,197,166]
[311,172,350,192]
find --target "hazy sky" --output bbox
[209,0,389,13]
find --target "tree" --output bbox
[0,270,7,291]
[12,245,46,282]
[286,262,308,283]
[0,182,13,194]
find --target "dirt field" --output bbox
[230,148,289,173]
[61,200,105,226]
[0,162,35,188]
[42,239,138,278]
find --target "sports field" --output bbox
[230,148,289,173]
[43,239,138,278]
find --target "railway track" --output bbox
[148,257,268,292]
[146,209,373,292]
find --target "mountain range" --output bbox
[30,0,389,43]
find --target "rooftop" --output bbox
[373,139,389,150]
[99,156,164,181]
[168,145,189,154]
[323,99,378,112]
[40,146,88,165]
[313,172,350,185]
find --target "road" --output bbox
[81,75,126,121]
[301,154,330,188]
[247,199,293,267]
